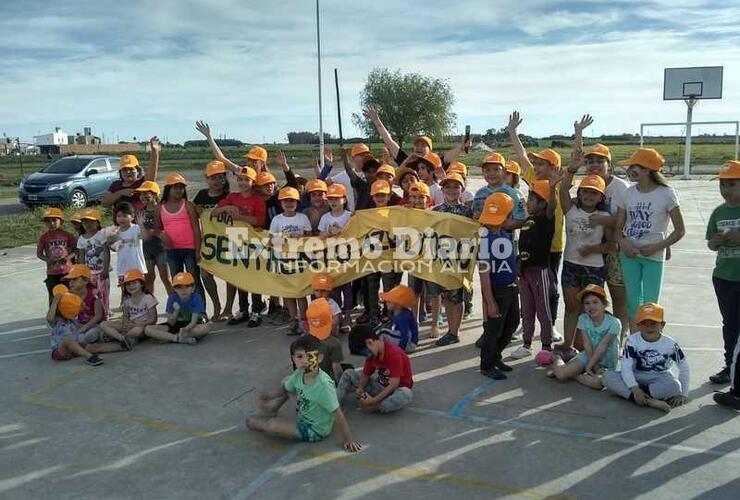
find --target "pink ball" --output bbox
[535,350,554,366]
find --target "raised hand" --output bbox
[363,105,380,122]
[277,151,289,171]
[324,147,334,165]
[149,136,161,152]
[568,146,583,174]
[507,111,522,132]
[574,114,594,133]
[195,120,212,138]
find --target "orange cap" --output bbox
[414,136,433,150]
[578,175,606,194]
[528,149,562,169]
[617,148,664,172]
[531,180,552,202]
[326,183,346,198]
[278,187,300,201]
[419,151,442,169]
[70,211,83,223]
[238,166,257,181]
[394,166,419,186]
[52,284,69,297]
[448,161,467,177]
[409,182,430,198]
[350,143,371,158]
[135,180,161,197]
[119,155,139,169]
[478,192,514,226]
[635,302,665,324]
[63,264,92,281]
[172,272,195,287]
[244,145,268,163]
[58,292,83,320]
[371,180,391,196]
[42,207,65,220]
[206,160,227,177]
[718,160,740,179]
[584,143,612,161]
[379,284,416,310]
[306,298,333,340]
[376,164,396,177]
[482,152,506,167]
[79,208,101,222]
[440,172,465,188]
[306,179,328,193]
[311,273,334,291]
[576,284,607,302]
[165,173,188,186]
[122,269,145,284]
[505,160,521,176]
[255,171,276,186]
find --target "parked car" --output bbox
[18,155,122,209]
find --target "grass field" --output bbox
[0,206,114,250]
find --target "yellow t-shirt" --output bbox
[523,167,570,253]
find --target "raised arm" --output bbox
[340,148,359,183]
[573,114,593,154]
[364,106,400,158]
[276,151,299,188]
[144,136,160,182]
[443,136,471,165]
[195,121,242,173]
[507,111,534,177]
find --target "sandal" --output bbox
[175,334,197,345]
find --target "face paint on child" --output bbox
[306,350,320,371]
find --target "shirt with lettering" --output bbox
[706,203,740,281]
[38,229,77,276]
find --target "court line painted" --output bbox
[449,379,499,416]
[0,326,46,336]
[0,266,45,278]
[230,445,302,500]
[0,349,47,359]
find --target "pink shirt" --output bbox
[160,201,195,249]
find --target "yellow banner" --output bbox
[199,206,481,298]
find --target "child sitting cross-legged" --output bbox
[144,272,211,344]
[305,297,353,384]
[377,284,419,354]
[246,334,362,452]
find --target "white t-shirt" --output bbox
[564,206,609,268]
[77,232,109,275]
[124,293,158,323]
[269,213,312,237]
[620,332,689,396]
[114,224,146,276]
[617,185,679,261]
[331,171,356,212]
[318,210,352,234]
[428,183,445,206]
[604,176,630,215]
[461,189,474,205]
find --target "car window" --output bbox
[88,159,107,172]
[41,157,90,174]
[108,158,120,170]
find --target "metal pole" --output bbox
[640,124,644,147]
[334,68,344,147]
[735,122,739,160]
[683,98,695,179]
[316,0,324,169]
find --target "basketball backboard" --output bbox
[664,66,723,100]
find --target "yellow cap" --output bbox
[718,160,740,179]
[379,284,416,310]
[58,292,83,320]
[206,160,227,177]
[635,302,665,324]
[531,180,551,202]
[617,148,664,172]
[448,161,467,177]
[326,183,346,198]
[306,298,333,340]
[306,179,328,193]
[63,264,92,281]
[79,208,102,221]
[440,172,465,188]
[504,160,521,176]
[135,181,161,197]
[122,269,146,284]
[482,152,506,167]
[408,182,430,198]
[584,143,612,161]
[244,146,268,162]
[52,284,69,297]
[70,211,83,223]
[255,171,276,186]
[419,151,442,169]
[578,175,606,194]
[528,149,562,169]
[165,173,188,186]
[394,166,419,186]
[478,192,514,226]
[237,166,257,181]
[414,136,433,150]
[311,273,334,291]
[576,284,607,302]
[172,272,195,287]
[119,155,139,169]
[376,164,396,177]
[42,207,65,220]
[278,187,300,201]
[350,143,371,158]
[371,180,391,196]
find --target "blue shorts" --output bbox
[561,261,605,289]
[575,352,610,372]
[295,420,327,443]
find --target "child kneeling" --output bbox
[603,302,689,412]
[246,334,362,451]
[377,284,418,353]
[145,272,210,344]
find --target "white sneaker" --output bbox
[512,324,523,341]
[551,328,563,343]
[510,346,533,359]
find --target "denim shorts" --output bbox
[561,261,605,289]
[295,420,327,442]
[143,238,166,267]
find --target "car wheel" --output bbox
[69,189,87,208]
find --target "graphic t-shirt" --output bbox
[523,168,569,253]
[166,292,206,323]
[617,185,679,261]
[433,203,473,219]
[362,341,414,389]
[478,229,517,286]
[518,214,555,269]
[564,206,609,268]
[283,368,339,437]
[706,203,740,281]
[317,210,352,234]
[193,189,228,209]
[577,313,621,370]
[77,232,108,274]
[473,183,527,221]
[378,308,419,351]
[620,333,690,396]
[269,213,312,237]
[109,178,145,221]
[124,294,158,323]
[604,176,630,215]
[114,224,146,276]
[38,229,77,276]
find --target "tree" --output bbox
[352,68,456,148]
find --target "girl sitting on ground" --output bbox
[144,272,211,344]
[99,270,158,347]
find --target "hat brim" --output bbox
[578,185,605,195]
[278,195,299,201]
[527,152,559,168]
[636,314,664,324]
[244,153,265,161]
[576,288,606,301]
[478,213,508,226]
[440,178,464,187]
[63,272,89,281]
[173,281,195,287]
[379,291,413,310]
[584,151,611,160]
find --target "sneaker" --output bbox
[481,368,507,380]
[495,360,513,372]
[434,332,460,347]
[120,336,133,351]
[474,335,483,349]
[228,312,248,326]
[510,346,533,359]
[257,302,269,316]
[709,366,731,385]
[551,328,564,343]
[86,354,104,366]
[340,312,352,334]
[511,324,523,341]
[286,319,301,336]
[247,312,262,328]
[713,391,740,410]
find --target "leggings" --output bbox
[619,253,664,318]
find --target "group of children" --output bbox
[36,114,740,450]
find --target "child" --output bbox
[549,284,620,389]
[432,173,475,347]
[48,288,107,366]
[477,192,520,379]
[270,187,312,335]
[603,303,689,412]
[144,272,211,344]
[246,335,362,451]
[338,325,414,413]
[510,179,558,359]
[157,173,203,297]
[707,160,740,385]
[339,147,380,210]
[303,179,329,235]
[37,207,77,303]
[317,188,353,332]
[102,137,160,220]
[62,264,109,347]
[558,156,615,348]
[615,148,686,331]
[448,162,475,208]
[305,297,347,383]
[371,164,402,207]
[99,270,158,346]
[134,181,173,298]
[76,208,111,314]
[395,167,421,206]
[211,166,267,327]
[370,180,392,209]
[70,211,83,235]
[107,202,147,288]
[416,156,444,206]
[311,274,342,335]
[472,153,526,230]
[377,284,419,353]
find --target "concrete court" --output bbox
[0,178,738,500]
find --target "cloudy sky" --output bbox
[2,0,740,145]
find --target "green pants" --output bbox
[619,253,664,318]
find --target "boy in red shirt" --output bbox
[337,327,414,413]
[37,208,78,304]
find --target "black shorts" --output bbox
[161,315,206,334]
[143,238,165,263]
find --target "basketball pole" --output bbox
[683,97,696,179]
